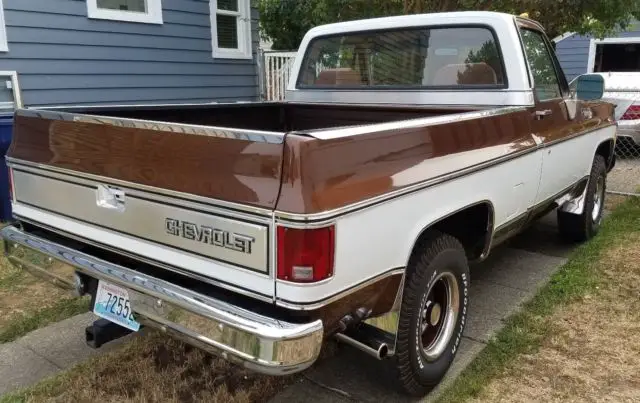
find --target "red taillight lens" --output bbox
[277,225,335,283]
[620,105,640,120]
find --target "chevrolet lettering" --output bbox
[165,218,254,254]
[2,11,617,398]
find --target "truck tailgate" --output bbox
[7,110,284,297]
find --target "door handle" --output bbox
[534,109,553,120]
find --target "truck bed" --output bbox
[51,102,466,133]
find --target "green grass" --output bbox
[0,296,90,344]
[436,196,640,402]
[0,268,24,290]
[0,238,91,343]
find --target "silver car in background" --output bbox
[582,72,640,149]
[570,71,640,151]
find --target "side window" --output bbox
[520,29,562,101]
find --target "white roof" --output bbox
[306,11,536,37]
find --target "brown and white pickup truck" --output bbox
[2,11,617,396]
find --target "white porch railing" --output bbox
[260,51,297,101]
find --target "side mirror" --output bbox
[574,74,605,101]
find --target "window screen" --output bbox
[216,0,240,49]
[97,0,146,12]
[298,26,505,89]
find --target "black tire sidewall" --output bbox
[404,247,470,385]
[585,156,607,236]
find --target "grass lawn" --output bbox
[1,330,297,403]
[437,195,640,402]
[0,243,90,343]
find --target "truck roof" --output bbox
[304,11,543,37]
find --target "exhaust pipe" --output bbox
[335,322,395,360]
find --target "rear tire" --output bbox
[557,155,607,242]
[393,231,469,396]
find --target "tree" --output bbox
[256,0,640,50]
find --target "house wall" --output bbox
[0,0,259,107]
[555,22,640,82]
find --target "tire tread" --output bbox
[394,231,467,396]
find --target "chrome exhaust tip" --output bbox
[334,322,395,360]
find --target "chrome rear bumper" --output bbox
[1,225,323,375]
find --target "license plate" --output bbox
[93,280,140,332]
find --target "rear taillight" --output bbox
[277,225,335,283]
[620,105,640,120]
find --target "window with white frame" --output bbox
[0,0,8,52]
[87,0,163,25]
[210,0,252,59]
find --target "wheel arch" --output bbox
[405,200,496,268]
[596,138,616,172]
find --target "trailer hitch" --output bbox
[85,318,138,349]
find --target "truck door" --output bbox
[518,26,589,205]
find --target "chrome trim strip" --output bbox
[543,123,616,148]
[15,216,274,304]
[16,108,285,144]
[304,106,527,140]
[492,210,529,236]
[31,101,278,110]
[2,225,323,375]
[285,90,535,110]
[6,159,275,218]
[275,268,405,311]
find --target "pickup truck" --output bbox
[1,11,616,396]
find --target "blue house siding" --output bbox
[0,0,260,107]
[556,22,640,82]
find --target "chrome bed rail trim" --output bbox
[302,106,527,140]
[15,108,285,144]
[285,90,534,113]
[1,226,323,375]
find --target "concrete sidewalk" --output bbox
[0,212,575,399]
[0,313,129,396]
[269,213,574,403]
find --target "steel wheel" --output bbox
[419,272,460,361]
[592,174,605,223]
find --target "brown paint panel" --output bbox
[528,98,615,153]
[8,115,284,209]
[305,272,404,335]
[277,110,536,214]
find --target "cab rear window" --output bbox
[297,26,506,89]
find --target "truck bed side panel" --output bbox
[277,109,535,215]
